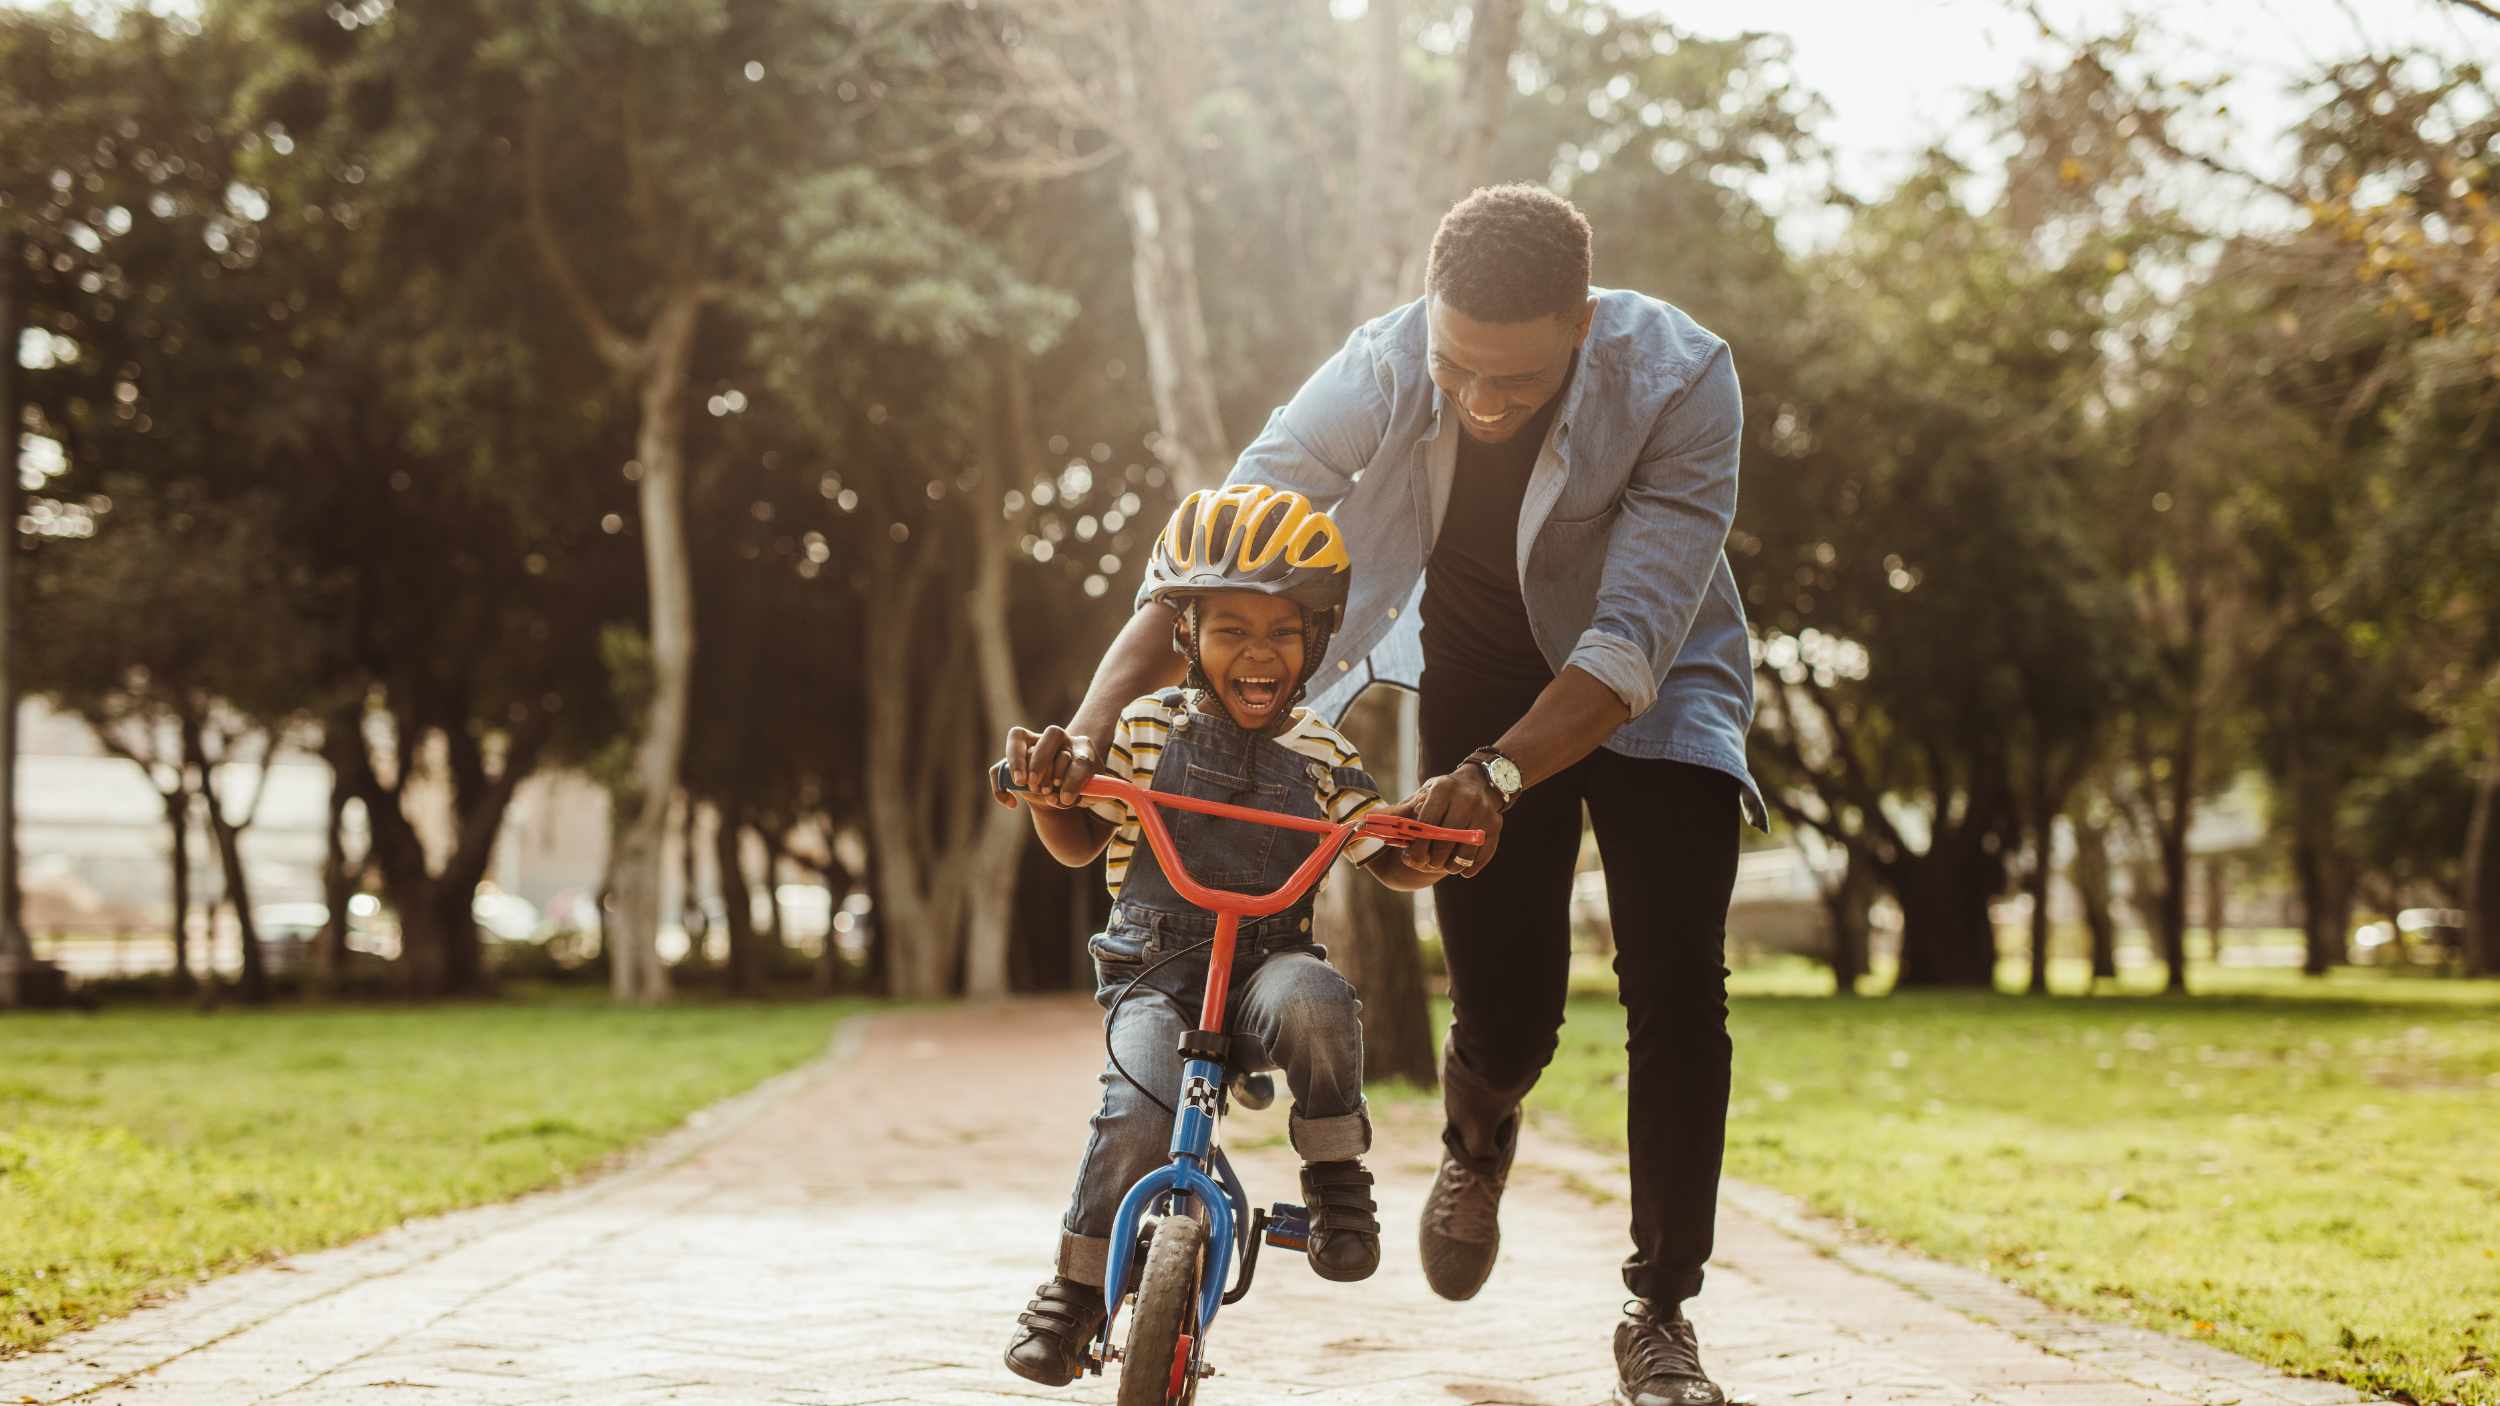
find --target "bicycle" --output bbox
[992,758,1482,1404]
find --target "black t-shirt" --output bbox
[1419,389,1567,691]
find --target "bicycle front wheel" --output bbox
[1116,1212,1206,1406]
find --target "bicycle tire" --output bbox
[1116,1212,1206,1406]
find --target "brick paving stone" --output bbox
[0,998,2386,1406]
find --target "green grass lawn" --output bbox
[1512,964,2500,1406]
[0,991,857,1356]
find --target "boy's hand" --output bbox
[998,725,1100,810]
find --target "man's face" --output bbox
[1182,593,1308,729]
[1426,295,1594,445]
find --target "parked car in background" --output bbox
[2351,908,2468,966]
[470,888,544,944]
[250,895,399,968]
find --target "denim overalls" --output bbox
[1054,691,1377,1287]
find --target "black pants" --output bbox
[1422,675,1741,1307]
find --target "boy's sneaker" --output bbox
[1613,1299,1727,1405]
[1300,1159,1381,1282]
[1418,1116,1516,1300]
[1003,1277,1105,1387]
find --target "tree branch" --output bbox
[524,89,646,373]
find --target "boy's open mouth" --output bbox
[1229,673,1284,717]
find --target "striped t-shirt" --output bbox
[1085,693,1386,898]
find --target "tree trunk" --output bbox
[393,882,477,1002]
[338,708,537,999]
[2203,854,2230,965]
[2464,734,2500,977]
[2071,809,2118,986]
[957,554,1023,999]
[1115,0,1230,495]
[0,228,39,1007]
[2156,828,2191,991]
[864,556,960,1000]
[814,844,852,994]
[1349,0,1416,321]
[2289,770,2351,979]
[957,346,1044,999]
[606,781,666,998]
[2026,825,2054,997]
[1442,0,1527,201]
[1891,834,2000,989]
[314,709,364,993]
[714,798,760,995]
[164,785,198,992]
[680,795,709,970]
[205,802,268,1004]
[2155,740,2194,993]
[608,285,702,1005]
[1819,849,1871,996]
[187,729,269,1006]
[757,824,785,953]
[1319,686,1436,1086]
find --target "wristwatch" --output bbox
[1460,747,1523,810]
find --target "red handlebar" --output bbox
[990,762,1483,921]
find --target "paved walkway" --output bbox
[0,1000,2376,1405]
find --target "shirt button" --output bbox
[1386,606,1400,620]
[1299,918,1311,933]
[1337,660,1351,672]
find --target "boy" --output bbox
[995,485,1444,1388]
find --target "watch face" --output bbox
[1490,757,1522,796]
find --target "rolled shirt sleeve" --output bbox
[1565,343,1742,717]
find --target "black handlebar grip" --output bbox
[990,758,1019,796]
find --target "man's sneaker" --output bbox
[1300,1159,1382,1282]
[1417,1118,1516,1300]
[1613,1299,1727,1406]
[1003,1277,1105,1387]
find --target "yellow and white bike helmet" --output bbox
[1143,485,1353,701]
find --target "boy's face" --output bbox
[1183,593,1308,729]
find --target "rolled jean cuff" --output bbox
[1289,1101,1371,1162]
[1056,1230,1111,1287]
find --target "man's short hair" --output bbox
[1426,184,1592,324]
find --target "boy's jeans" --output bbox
[1055,932,1370,1287]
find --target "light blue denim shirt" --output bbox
[1190,287,1765,829]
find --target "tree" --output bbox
[1745,133,2146,988]
[27,493,319,1002]
[0,7,212,1004]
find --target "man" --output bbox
[1020,184,1763,1406]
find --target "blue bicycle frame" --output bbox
[1099,1055,1241,1335]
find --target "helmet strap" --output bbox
[1284,611,1333,712]
[1179,602,1212,695]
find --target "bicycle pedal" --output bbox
[1262,1201,1310,1251]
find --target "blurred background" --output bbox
[0,0,2494,1016]
[7,3,2500,1397]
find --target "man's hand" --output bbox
[1388,768,1506,878]
[996,725,1099,810]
